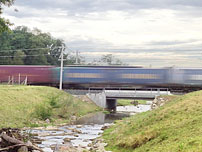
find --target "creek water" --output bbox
[29,104,151,151]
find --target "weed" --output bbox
[34,103,52,120]
[49,96,60,108]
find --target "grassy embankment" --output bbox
[103,91,202,152]
[117,99,147,106]
[0,85,100,128]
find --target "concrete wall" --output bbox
[87,91,107,108]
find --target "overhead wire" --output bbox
[0,47,51,53]
[0,54,51,58]
[0,45,64,53]
[0,46,63,58]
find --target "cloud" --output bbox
[5,0,202,18]
[2,0,202,67]
[148,39,200,46]
[14,0,202,11]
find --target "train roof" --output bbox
[64,65,143,68]
[0,65,55,67]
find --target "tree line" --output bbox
[0,26,71,65]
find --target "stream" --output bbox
[29,104,151,151]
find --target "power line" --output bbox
[0,54,51,58]
[0,46,64,53]
[0,47,51,53]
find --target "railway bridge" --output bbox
[67,88,171,111]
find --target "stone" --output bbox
[74,134,79,137]
[70,116,77,121]
[72,129,82,134]
[101,126,109,130]
[45,119,50,123]
[63,137,76,143]
[65,132,74,136]
[76,125,82,128]
[45,126,63,131]
[160,103,164,106]
[63,137,71,142]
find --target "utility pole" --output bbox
[59,45,65,90]
[75,50,79,64]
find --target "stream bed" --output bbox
[29,104,151,151]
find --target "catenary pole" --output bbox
[59,45,65,90]
[75,50,79,64]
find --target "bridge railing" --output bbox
[65,89,103,95]
[104,88,171,98]
[66,88,170,97]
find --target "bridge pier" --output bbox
[106,98,117,112]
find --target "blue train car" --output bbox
[114,68,168,86]
[54,65,202,90]
[59,66,169,88]
[62,66,110,85]
[182,68,202,86]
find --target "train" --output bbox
[0,65,202,91]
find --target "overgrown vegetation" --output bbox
[103,91,202,152]
[0,85,100,128]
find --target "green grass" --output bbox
[117,99,147,106]
[103,91,202,152]
[0,85,100,128]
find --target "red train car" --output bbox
[0,65,54,84]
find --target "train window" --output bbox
[189,75,202,81]
[67,73,103,78]
[120,74,160,79]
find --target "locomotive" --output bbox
[0,65,202,91]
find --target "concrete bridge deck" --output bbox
[105,90,171,99]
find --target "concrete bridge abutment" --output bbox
[87,91,107,109]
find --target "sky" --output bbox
[2,0,202,67]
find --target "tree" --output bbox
[12,50,25,65]
[66,51,85,65]
[0,26,84,66]
[0,0,14,33]
[100,54,124,65]
[101,54,113,65]
[0,26,67,65]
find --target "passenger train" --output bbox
[0,65,202,91]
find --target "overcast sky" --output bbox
[2,0,202,67]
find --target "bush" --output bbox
[49,96,60,108]
[34,103,52,120]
